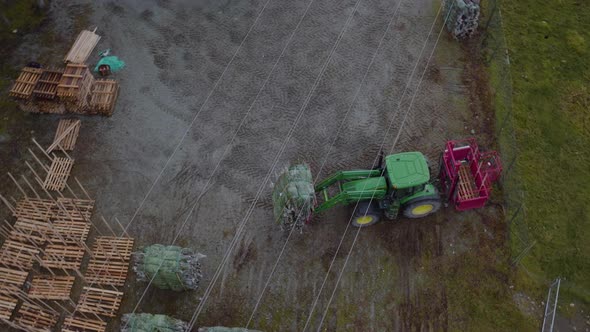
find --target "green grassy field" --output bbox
[498,0,590,309]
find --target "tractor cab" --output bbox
[379,152,441,221]
[384,152,430,191]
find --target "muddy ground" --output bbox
[1,0,506,331]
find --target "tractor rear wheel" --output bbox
[352,201,380,227]
[402,197,441,219]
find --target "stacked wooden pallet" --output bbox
[28,275,75,301]
[76,287,123,317]
[53,198,95,222]
[10,29,122,117]
[9,67,43,99]
[13,301,58,331]
[57,64,95,113]
[86,236,134,287]
[89,79,119,116]
[0,240,40,270]
[62,315,107,332]
[41,244,85,270]
[32,69,63,100]
[13,198,55,222]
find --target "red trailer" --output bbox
[439,138,502,211]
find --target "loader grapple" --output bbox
[439,138,502,211]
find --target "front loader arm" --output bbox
[315,170,382,191]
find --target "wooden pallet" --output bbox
[28,275,75,300]
[77,287,123,317]
[47,220,91,245]
[47,119,81,152]
[9,218,52,245]
[89,79,119,116]
[64,30,101,64]
[0,240,39,270]
[458,163,479,200]
[14,198,55,222]
[9,67,43,99]
[57,64,94,101]
[62,315,107,332]
[32,69,63,99]
[43,157,74,191]
[40,244,84,270]
[53,197,94,222]
[0,295,17,320]
[91,237,134,261]
[86,259,130,287]
[0,267,29,294]
[13,301,58,332]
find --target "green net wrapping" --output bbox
[133,244,204,291]
[94,55,126,72]
[122,313,188,332]
[271,164,315,231]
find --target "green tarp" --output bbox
[94,55,125,73]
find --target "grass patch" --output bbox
[492,0,590,307]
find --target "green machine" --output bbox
[273,151,441,229]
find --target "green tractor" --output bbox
[272,139,502,229]
[273,151,441,229]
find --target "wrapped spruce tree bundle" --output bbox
[133,244,205,291]
[121,313,188,332]
[271,164,315,231]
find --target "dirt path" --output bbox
[1,0,503,331]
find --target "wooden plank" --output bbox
[28,275,75,300]
[0,267,29,294]
[43,157,74,191]
[85,259,130,287]
[64,30,101,64]
[47,119,81,152]
[9,67,43,99]
[14,301,58,332]
[40,244,84,270]
[0,295,17,320]
[14,198,55,222]
[0,240,39,270]
[62,315,107,332]
[77,287,123,317]
[91,237,134,262]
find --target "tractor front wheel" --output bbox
[351,201,381,227]
[402,198,441,219]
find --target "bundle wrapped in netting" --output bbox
[121,313,188,332]
[198,328,263,332]
[271,164,315,231]
[444,0,480,39]
[133,244,205,291]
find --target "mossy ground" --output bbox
[493,0,590,310]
